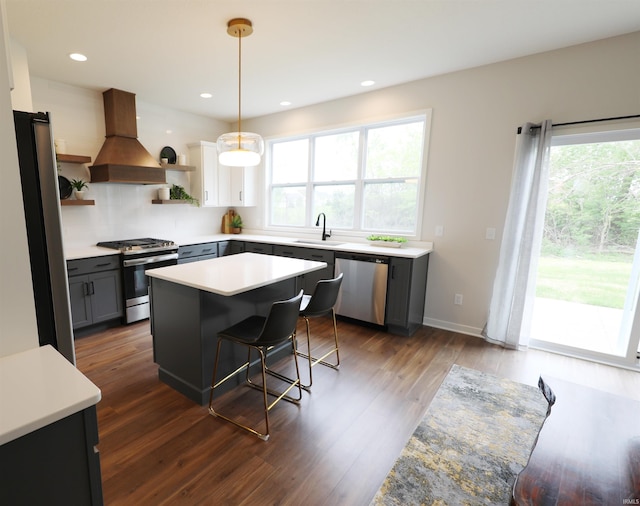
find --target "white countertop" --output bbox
[146,252,326,296]
[0,345,101,446]
[181,233,433,259]
[65,245,121,261]
[65,234,432,261]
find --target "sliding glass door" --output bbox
[529,128,640,366]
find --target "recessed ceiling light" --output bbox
[280,101,291,106]
[360,80,375,87]
[69,53,87,62]
[200,92,213,99]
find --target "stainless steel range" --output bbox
[97,238,178,323]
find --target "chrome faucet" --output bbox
[315,213,331,241]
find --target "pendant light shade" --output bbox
[217,131,264,167]
[217,18,264,167]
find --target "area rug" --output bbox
[371,365,549,505]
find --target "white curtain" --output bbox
[484,120,552,349]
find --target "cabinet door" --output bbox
[218,241,231,256]
[69,275,92,329]
[229,241,245,254]
[89,270,123,323]
[273,245,334,293]
[301,265,335,294]
[216,165,256,207]
[228,166,257,207]
[385,257,411,327]
[0,406,103,506]
[188,141,218,207]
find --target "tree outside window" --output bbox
[267,114,429,235]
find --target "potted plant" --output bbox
[366,234,407,247]
[170,184,199,206]
[70,179,89,200]
[230,214,243,234]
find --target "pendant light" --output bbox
[217,18,264,167]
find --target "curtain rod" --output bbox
[518,113,640,134]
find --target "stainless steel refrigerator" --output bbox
[13,110,75,364]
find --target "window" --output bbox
[267,113,430,236]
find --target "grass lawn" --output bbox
[535,254,633,309]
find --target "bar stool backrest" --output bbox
[301,273,343,318]
[256,290,304,346]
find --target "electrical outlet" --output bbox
[486,227,496,240]
[435,225,444,237]
[454,294,463,305]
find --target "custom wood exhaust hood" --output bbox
[89,89,166,184]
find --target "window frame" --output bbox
[264,110,432,239]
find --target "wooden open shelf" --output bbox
[57,153,92,164]
[152,199,190,204]
[160,163,195,172]
[60,199,95,206]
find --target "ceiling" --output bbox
[6,1,640,123]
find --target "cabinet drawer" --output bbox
[67,255,120,277]
[245,242,273,255]
[178,242,218,260]
[274,245,334,264]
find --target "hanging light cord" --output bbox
[237,27,242,147]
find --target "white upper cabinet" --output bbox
[188,140,257,208]
[188,141,219,207]
[227,166,257,207]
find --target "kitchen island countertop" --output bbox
[146,252,326,296]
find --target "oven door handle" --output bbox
[122,253,179,267]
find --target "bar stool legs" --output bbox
[297,307,340,390]
[208,291,304,441]
[296,274,343,390]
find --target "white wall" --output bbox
[243,32,640,336]
[12,26,640,339]
[0,6,38,357]
[29,78,232,246]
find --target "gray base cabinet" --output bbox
[150,277,295,404]
[218,241,231,256]
[229,241,245,254]
[273,245,335,293]
[385,254,429,336]
[178,242,219,264]
[67,256,123,330]
[245,242,273,255]
[0,406,103,505]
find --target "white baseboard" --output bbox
[423,318,484,338]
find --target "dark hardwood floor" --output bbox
[74,318,640,505]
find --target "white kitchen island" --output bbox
[146,253,326,404]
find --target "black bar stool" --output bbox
[208,290,304,441]
[297,273,343,389]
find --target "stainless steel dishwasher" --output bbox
[334,253,388,325]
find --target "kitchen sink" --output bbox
[294,239,345,246]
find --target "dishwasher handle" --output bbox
[334,253,389,264]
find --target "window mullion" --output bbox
[352,127,367,230]
[306,136,315,226]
